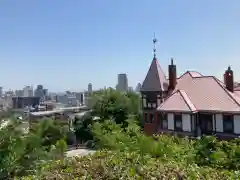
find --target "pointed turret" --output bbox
[141,34,168,135]
[141,35,168,92]
[141,56,168,92]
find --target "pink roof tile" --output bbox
[158,71,240,113]
[158,90,197,112]
[141,57,168,92]
[234,91,240,97]
[188,71,203,77]
[234,86,240,91]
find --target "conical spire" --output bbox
[141,35,168,92]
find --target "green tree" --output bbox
[30,118,67,150]
[90,88,141,125]
[0,118,69,179]
[73,113,94,143]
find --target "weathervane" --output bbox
[153,32,157,57]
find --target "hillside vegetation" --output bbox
[1,89,240,179]
[23,120,240,179]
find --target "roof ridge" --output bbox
[211,76,240,107]
[178,90,197,112]
[158,89,197,112]
[178,71,190,79]
[155,59,167,79]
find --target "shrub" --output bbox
[22,150,240,180]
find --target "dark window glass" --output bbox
[160,113,168,129]
[158,113,167,129]
[144,113,148,123]
[223,115,234,133]
[145,113,154,123]
[174,114,182,131]
[149,113,154,123]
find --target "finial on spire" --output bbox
[153,32,157,58]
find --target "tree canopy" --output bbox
[73,88,142,143]
[0,118,67,179]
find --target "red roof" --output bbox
[158,89,197,112]
[141,57,168,92]
[158,71,240,113]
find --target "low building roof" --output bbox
[158,90,197,113]
[30,109,63,116]
[158,71,240,113]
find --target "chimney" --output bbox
[168,58,177,91]
[224,66,234,92]
[223,73,226,84]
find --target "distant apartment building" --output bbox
[15,90,24,97]
[23,86,33,97]
[56,94,78,106]
[43,89,48,96]
[12,96,40,109]
[116,73,128,92]
[34,85,44,98]
[135,83,142,92]
[75,92,84,105]
[88,83,93,93]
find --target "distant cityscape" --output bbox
[0,73,142,112]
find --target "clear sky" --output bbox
[0,1,240,92]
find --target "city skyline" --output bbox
[1,1,240,91]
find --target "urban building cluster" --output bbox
[0,72,142,114]
[0,83,94,111]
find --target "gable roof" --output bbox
[141,57,168,92]
[158,90,197,113]
[158,72,240,113]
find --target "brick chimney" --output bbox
[224,66,234,92]
[168,58,177,91]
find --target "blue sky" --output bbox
[0,1,240,92]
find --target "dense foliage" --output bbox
[0,118,67,179]
[23,120,240,179]
[73,89,142,143]
[92,120,240,171]
[22,150,239,180]
[90,88,141,125]
[3,89,240,179]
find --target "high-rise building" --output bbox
[116,73,128,92]
[34,85,44,98]
[15,90,24,97]
[43,89,48,97]
[23,86,33,97]
[135,83,142,92]
[88,83,93,93]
